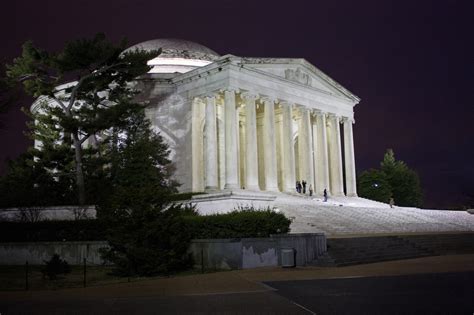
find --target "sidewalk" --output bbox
[1,254,474,302]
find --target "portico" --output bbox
[191,83,358,197]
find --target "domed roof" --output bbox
[125,38,220,61]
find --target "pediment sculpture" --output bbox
[285,67,312,86]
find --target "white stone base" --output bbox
[191,190,277,215]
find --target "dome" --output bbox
[125,39,220,74]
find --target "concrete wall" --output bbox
[0,241,108,265]
[0,233,326,269]
[189,233,326,270]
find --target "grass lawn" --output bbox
[0,265,222,291]
[0,265,133,291]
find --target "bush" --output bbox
[184,208,291,239]
[41,254,71,280]
[0,220,106,242]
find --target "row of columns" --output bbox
[196,89,357,197]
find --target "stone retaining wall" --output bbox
[0,241,107,265]
[189,233,327,270]
[0,233,327,269]
[0,206,96,221]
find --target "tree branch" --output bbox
[67,62,129,111]
[79,134,90,145]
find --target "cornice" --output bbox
[170,55,359,106]
[238,57,360,103]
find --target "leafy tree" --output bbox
[380,149,423,207]
[0,152,73,208]
[357,168,392,203]
[99,109,188,276]
[358,149,423,207]
[98,109,179,216]
[4,34,159,205]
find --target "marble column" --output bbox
[204,95,218,191]
[281,101,296,192]
[242,93,260,190]
[216,99,226,189]
[311,113,318,193]
[298,107,314,192]
[314,112,330,195]
[191,97,205,192]
[224,89,239,189]
[327,114,344,196]
[262,97,279,191]
[343,117,357,197]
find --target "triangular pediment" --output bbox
[238,57,359,102]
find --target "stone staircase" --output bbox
[401,233,474,255]
[276,202,474,235]
[318,233,474,266]
[322,236,433,266]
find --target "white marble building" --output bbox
[128,39,360,197]
[32,39,360,198]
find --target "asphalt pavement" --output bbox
[266,271,474,314]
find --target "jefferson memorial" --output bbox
[18,39,474,235]
[127,39,359,197]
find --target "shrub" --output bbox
[41,254,71,280]
[184,208,291,239]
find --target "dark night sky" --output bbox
[0,0,472,208]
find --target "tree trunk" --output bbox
[72,132,86,206]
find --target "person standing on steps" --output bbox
[302,180,307,194]
[323,188,328,202]
[309,184,313,197]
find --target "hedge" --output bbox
[0,209,291,242]
[183,210,291,239]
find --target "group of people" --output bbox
[296,180,315,197]
[296,180,328,202]
[295,180,306,194]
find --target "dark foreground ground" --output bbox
[1,255,474,314]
